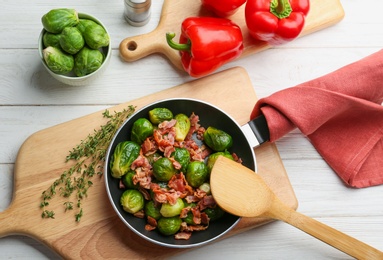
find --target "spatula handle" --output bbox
[268,199,383,259]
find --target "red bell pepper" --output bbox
[166,17,244,78]
[201,0,247,17]
[245,0,310,45]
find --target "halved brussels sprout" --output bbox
[171,147,190,173]
[41,8,79,34]
[206,151,234,173]
[43,46,74,75]
[160,198,184,217]
[186,161,208,188]
[148,108,173,124]
[110,141,140,179]
[203,126,233,152]
[157,216,182,236]
[73,46,104,77]
[131,118,154,144]
[174,113,191,141]
[153,157,177,182]
[120,189,144,214]
[59,27,84,54]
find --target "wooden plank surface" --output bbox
[0,67,297,259]
[119,0,345,70]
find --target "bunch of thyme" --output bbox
[40,106,135,222]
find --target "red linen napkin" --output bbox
[251,49,383,188]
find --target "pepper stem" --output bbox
[270,0,292,19]
[166,32,191,52]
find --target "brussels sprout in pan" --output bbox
[157,216,182,236]
[43,46,74,75]
[171,147,190,173]
[145,201,162,220]
[203,126,233,152]
[122,170,139,189]
[148,108,173,124]
[130,118,154,144]
[153,157,178,181]
[160,198,185,217]
[206,151,234,173]
[59,27,84,54]
[174,113,190,141]
[204,206,225,221]
[120,189,144,214]
[110,141,140,179]
[198,182,211,194]
[186,161,208,188]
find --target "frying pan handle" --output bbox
[241,114,270,148]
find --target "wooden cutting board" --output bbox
[0,67,297,259]
[120,0,345,70]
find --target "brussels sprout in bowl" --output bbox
[105,98,257,248]
[38,11,111,86]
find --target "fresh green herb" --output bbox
[40,106,135,221]
[41,210,55,219]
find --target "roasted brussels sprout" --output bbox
[204,206,225,221]
[206,151,234,173]
[186,161,208,188]
[73,46,104,77]
[146,152,161,165]
[120,189,144,214]
[171,147,190,173]
[41,8,79,34]
[59,27,84,54]
[153,157,177,181]
[183,211,196,225]
[43,32,61,48]
[43,46,74,75]
[174,113,191,141]
[144,201,162,220]
[131,118,154,144]
[182,202,197,225]
[203,126,233,152]
[77,19,109,49]
[148,108,173,124]
[160,198,184,217]
[110,141,140,179]
[157,216,182,236]
[122,170,139,189]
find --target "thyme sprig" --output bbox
[40,106,135,222]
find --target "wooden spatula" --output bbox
[210,156,383,259]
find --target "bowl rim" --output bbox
[104,98,257,248]
[38,12,112,81]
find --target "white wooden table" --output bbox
[1,0,382,259]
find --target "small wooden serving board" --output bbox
[0,67,297,259]
[120,0,345,70]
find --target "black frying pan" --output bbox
[104,98,269,248]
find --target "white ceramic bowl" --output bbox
[38,13,111,86]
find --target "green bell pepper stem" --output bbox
[270,0,292,19]
[166,32,191,52]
